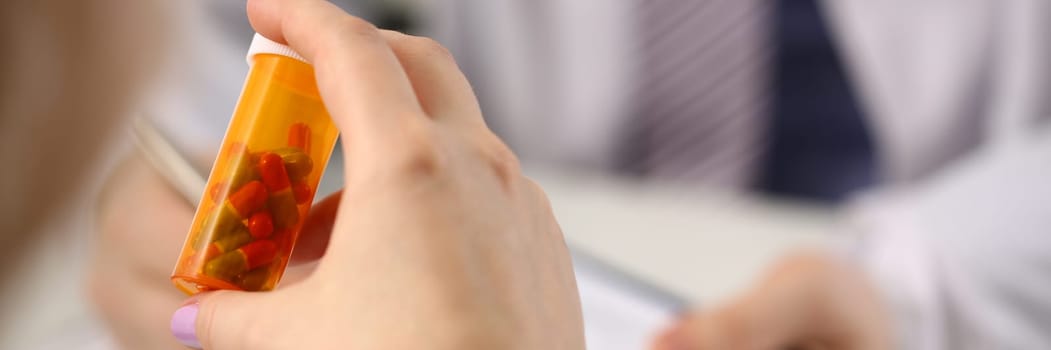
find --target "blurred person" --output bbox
[414,0,1051,349]
[0,0,169,348]
[3,0,587,349]
[29,0,1048,349]
[75,0,1051,348]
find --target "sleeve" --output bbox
[842,124,1051,349]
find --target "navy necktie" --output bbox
[759,0,878,202]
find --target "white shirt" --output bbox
[421,0,1051,348]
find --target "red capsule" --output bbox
[248,212,274,239]
[240,240,278,270]
[258,153,292,192]
[292,182,312,205]
[228,180,268,217]
[288,123,311,152]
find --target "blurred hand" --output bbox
[652,252,893,350]
[90,154,193,350]
[167,0,585,349]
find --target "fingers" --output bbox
[173,291,279,350]
[290,191,342,264]
[652,304,794,350]
[173,226,327,350]
[96,153,193,276]
[247,0,423,141]
[651,253,893,350]
[378,30,484,128]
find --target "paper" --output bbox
[573,252,685,350]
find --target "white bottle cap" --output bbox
[246,33,308,65]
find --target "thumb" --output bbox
[651,253,888,350]
[652,301,803,350]
[171,291,282,349]
[651,258,826,350]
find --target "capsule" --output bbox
[205,226,253,259]
[228,148,261,191]
[259,153,291,191]
[269,192,299,229]
[199,180,268,241]
[236,267,273,291]
[204,240,278,280]
[195,204,243,249]
[248,211,274,239]
[229,180,268,216]
[292,182,312,205]
[274,147,314,181]
[288,122,311,152]
[259,152,300,228]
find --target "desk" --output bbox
[530,169,839,304]
[2,167,842,349]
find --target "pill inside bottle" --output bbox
[171,34,339,294]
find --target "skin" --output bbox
[92,1,894,349]
[92,152,343,349]
[92,155,194,350]
[651,253,894,350]
[0,0,166,287]
[92,0,585,349]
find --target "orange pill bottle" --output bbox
[172,34,339,294]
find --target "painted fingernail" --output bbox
[171,303,202,349]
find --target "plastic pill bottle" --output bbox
[172,34,339,294]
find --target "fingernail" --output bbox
[171,303,202,349]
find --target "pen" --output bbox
[129,116,207,207]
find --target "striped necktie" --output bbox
[623,0,773,188]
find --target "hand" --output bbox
[90,154,194,350]
[652,252,893,350]
[91,153,335,349]
[169,0,585,349]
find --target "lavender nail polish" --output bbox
[171,303,202,349]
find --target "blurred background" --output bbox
[2,0,1049,349]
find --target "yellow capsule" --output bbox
[203,240,278,281]
[212,226,252,254]
[236,267,272,291]
[229,149,261,191]
[274,147,314,181]
[268,190,299,229]
[204,251,247,281]
[193,203,245,249]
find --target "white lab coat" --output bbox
[125,0,1051,348]
[420,0,1051,348]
